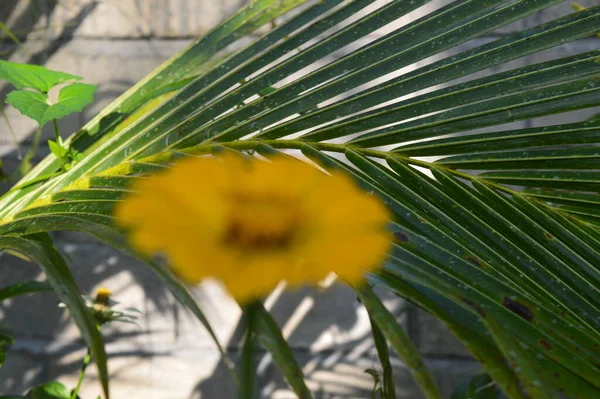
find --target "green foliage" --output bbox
[5,83,96,128]
[367,314,396,399]
[24,382,70,399]
[364,368,384,399]
[0,280,53,300]
[0,236,109,398]
[0,378,73,398]
[358,284,439,399]
[253,303,312,398]
[0,60,96,171]
[46,135,84,171]
[0,60,81,93]
[1,0,600,398]
[451,374,501,399]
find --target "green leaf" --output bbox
[483,315,559,399]
[588,113,600,124]
[365,299,396,399]
[0,235,110,399]
[6,83,96,127]
[48,140,67,160]
[365,368,382,399]
[0,280,53,301]
[254,303,313,399]
[451,374,501,399]
[0,21,22,47]
[240,303,258,399]
[356,284,441,399]
[0,60,81,92]
[25,382,70,399]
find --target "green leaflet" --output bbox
[0,280,53,301]
[254,303,312,399]
[25,382,70,399]
[0,60,81,93]
[357,284,440,399]
[6,83,96,128]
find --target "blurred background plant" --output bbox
[1,0,599,398]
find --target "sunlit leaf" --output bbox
[6,83,96,127]
[24,382,70,399]
[0,60,81,92]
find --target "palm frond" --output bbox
[2,0,600,397]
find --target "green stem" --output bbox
[71,347,91,399]
[52,119,63,170]
[240,302,259,399]
[356,283,442,399]
[52,119,61,144]
[180,139,521,197]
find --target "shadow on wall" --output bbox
[191,286,409,399]
[0,1,98,105]
[0,244,399,397]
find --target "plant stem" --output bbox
[71,347,91,399]
[240,302,259,399]
[181,139,521,196]
[52,119,63,169]
[52,119,60,144]
[356,284,442,399]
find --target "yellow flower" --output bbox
[94,287,112,306]
[114,154,391,304]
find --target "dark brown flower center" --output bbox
[223,193,302,250]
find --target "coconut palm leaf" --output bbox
[1,0,600,397]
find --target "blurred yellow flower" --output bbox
[114,154,391,304]
[94,287,112,306]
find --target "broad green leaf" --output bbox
[0,60,81,92]
[6,83,96,127]
[25,382,70,399]
[0,280,53,301]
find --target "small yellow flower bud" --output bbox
[94,288,112,306]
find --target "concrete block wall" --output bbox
[0,1,598,397]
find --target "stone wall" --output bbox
[0,1,598,398]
